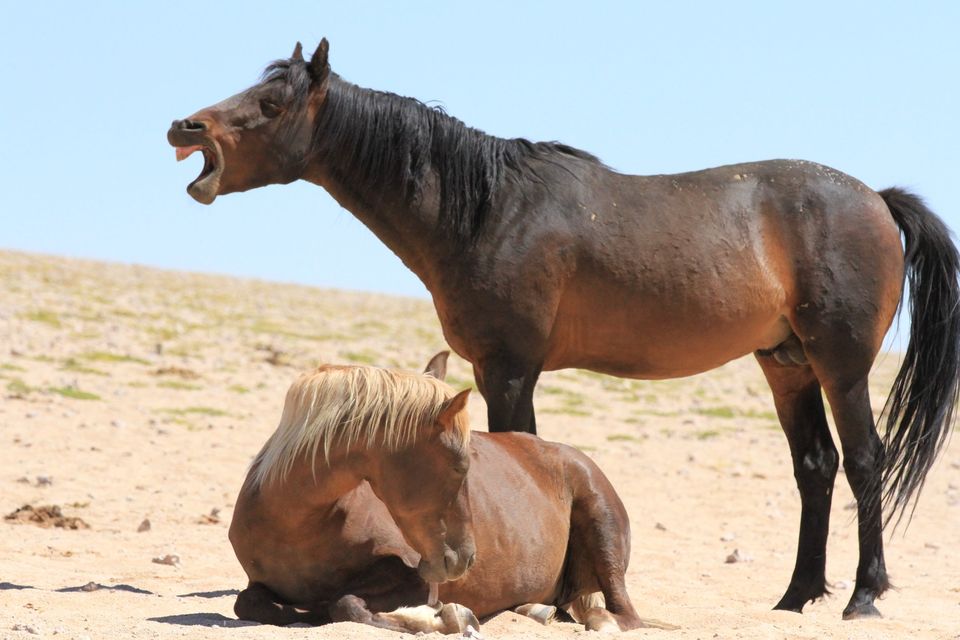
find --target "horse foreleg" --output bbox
[513,603,557,625]
[562,451,661,631]
[756,354,838,612]
[476,357,541,434]
[331,595,479,634]
[234,582,329,625]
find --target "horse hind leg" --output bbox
[818,373,889,619]
[755,352,838,612]
[234,582,330,625]
[562,455,678,631]
[796,314,891,618]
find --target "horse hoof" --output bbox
[582,607,620,632]
[772,600,804,614]
[842,602,882,620]
[514,603,557,625]
[439,603,480,633]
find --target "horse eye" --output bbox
[259,99,282,118]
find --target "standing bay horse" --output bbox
[169,40,960,619]
[228,353,650,632]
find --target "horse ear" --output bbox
[423,350,450,381]
[438,389,471,432]
[291,41,304,62]
[309,37,330,82]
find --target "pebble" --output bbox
[137,519,151,533]
[110,420,125,429]
[36,476,53,487]
[725,549,752,564]
[152,553,180,566]
[10,623,41,635]
[654,522,667,531]
[720,532,735,542]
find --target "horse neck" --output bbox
[264,448,371,509]
[299,78,450,289]
[309,171,440,285]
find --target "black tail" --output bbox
[879,187,960,525]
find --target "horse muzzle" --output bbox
[167,118,224,205]
[418,545,476,583]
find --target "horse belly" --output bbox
[546,260,790,378]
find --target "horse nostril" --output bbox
[443,549,458,573]
[183,119,207,131]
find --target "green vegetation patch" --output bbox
[159,406,228,417]
[7,378,34,396]
[82,351,150,365]
[341,350,379,365]
[157,380,202,391]
[250,319,342,342]
[695,406,736,419]
[21,310,62,328]
[61,358,110,377]
[49,386,101,401]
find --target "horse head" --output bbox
[167,40,330,204]
[368,355,477,584]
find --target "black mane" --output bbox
[263,59,602,241]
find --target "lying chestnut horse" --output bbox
[228,353,651,633]
[171,40,960,619]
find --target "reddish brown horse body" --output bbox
[228,355,645,632]
[170,40,960,619]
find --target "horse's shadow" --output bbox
[150,589,252,628]
[178,589,240,599]
[148,613,259,628]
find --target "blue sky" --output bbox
[2,2,958,304]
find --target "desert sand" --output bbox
[1,249,958,640]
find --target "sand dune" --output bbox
[1,249,958,639]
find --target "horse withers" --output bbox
[228,352,658,633]
[172,40,960,619]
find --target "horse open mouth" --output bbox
[174,142,223,205]
[168,122,225,205]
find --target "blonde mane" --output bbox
[250,365,469,488]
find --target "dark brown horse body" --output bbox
[170,40,960,620]
[228,355,645,632]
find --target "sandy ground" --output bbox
[1,249,958,640]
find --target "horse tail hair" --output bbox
[879,187,960,525]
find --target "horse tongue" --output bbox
[176,145,203,162]
[428,582,439,607]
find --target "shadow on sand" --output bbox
[177,589,240,599]
[57,582,154,595]
[148,612,259,628]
